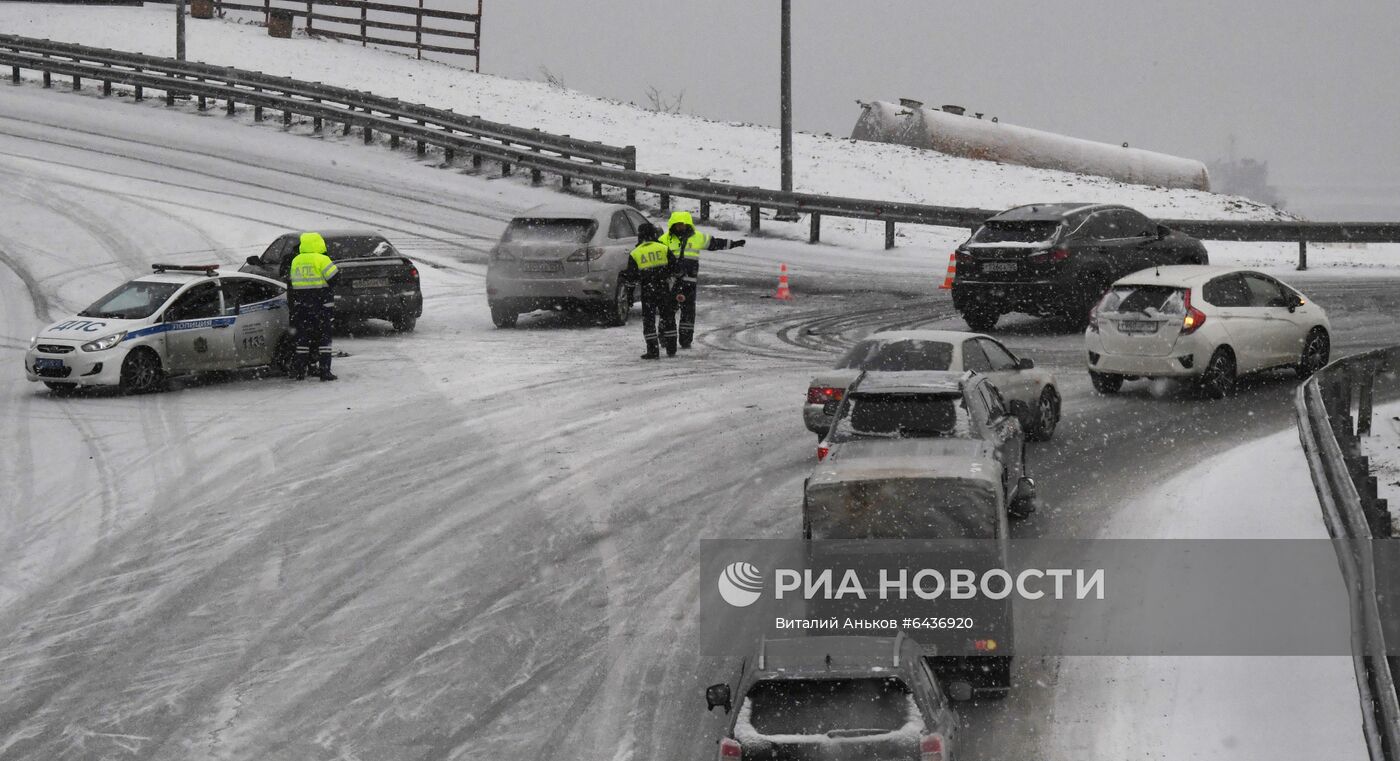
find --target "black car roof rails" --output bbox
[152,263,219,275]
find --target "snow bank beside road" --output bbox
[1045,426,1365,759]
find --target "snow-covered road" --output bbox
[0,82,1394,760]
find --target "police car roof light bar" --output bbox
[151,263,220,275]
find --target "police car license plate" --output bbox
[34,358,64,370]
[981,261,1018,273]
[352,278,390,289]
[520,260,563,273]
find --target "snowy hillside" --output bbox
[1,6,1284,220]
[6,5,1398,275]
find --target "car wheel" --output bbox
[1028,387,1060,441]
[392,313,417,333]
[119,348,164,395]
[961,307,1000,332]
[490,303,519,328]
[1089,371,1123,395]
[44,382,77,397]
[1296,329,1330,378]
[603,280,632,327]
[1200,347,1237,399]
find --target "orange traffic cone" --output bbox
[938,252,957,289]
[775,263,793,300]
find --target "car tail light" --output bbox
[817,444,830,462]
[1028,247,1070,265]
[973,638,998,651]
[565,247,606,262]
[920,732,946,761]
[954,251,972,267]
[1181,290,1207,335]
[719,737,743,759]
[1087,292,1111,333]
[806,386,843,405]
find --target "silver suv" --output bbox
[486,203,651,328]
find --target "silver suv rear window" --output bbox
[502,218,597,244]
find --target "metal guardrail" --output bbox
[1296,347,1400,761]
[5,34,1400,258]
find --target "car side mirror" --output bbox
[947,681,975,702]
[1016,357,1035,370]
[245,255,263,267]
[705,683,732,713]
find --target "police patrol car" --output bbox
[25,264,290,395]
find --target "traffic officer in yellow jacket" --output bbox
[658,211,746,349]
[287,232,340,381]
[622,222,678,359]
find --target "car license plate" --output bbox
[1117,319,1160,335]
[34,358,64,370]
[981,261,1018,273]
[352,278,391,289]
[520,260,562,273]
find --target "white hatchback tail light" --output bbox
[718,737,742,759]
[920,732,946,761]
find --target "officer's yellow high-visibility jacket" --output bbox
[658,211,743,261]
[288,232,339,290]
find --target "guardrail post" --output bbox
[810,213,821,244]
[198,95,208,110]
[659,193,671,213]
[71,74,80,91]
[625,188,636,205]
[390,133,400,148]
[312,115,322,132]
[226,98,235,115]
[531,168,543,186]
[444,148,454,164]
[42,71,50,88]
[700,200,711,222]
[624,145,637,171]
[885,220,896,249]
[417,139,426,157]
[10,66,18,85]
[134,84,143,101]
[254,105,263,122]
[471,154,483,170]
[165,90,175,107]
[1359,374,1375,436]
[501,161,512,177]
[750,205,761,232]
[363,126,373,144]
[283,109,292,126]
[592,181,603,198]
[1298,240,1308,271]
[561,175,571,190]
[103,79,111,96]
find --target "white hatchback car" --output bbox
[1085,265,1330,398]
[25,265,290,395]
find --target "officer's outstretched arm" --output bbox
[709,237,747,250]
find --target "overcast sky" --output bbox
[474,1,1397,220]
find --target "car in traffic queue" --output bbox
[951,203,1208,331]
[485,202,651,328]
[804,330,1060,442]
[803,371,1022,695]
[809,371,1037,521]
[1085,265,1331,398]
[241,229,423,332]
[25,264,290,395]
[704,634,963,761]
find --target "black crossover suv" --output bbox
[951,203,1208,331]
[242,230,423,332]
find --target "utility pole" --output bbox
[176,0,187,60]
[775,0,799,221]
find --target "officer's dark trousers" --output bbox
[289,288,334,378]
[676,257,699,348]
[640,279,678,356]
